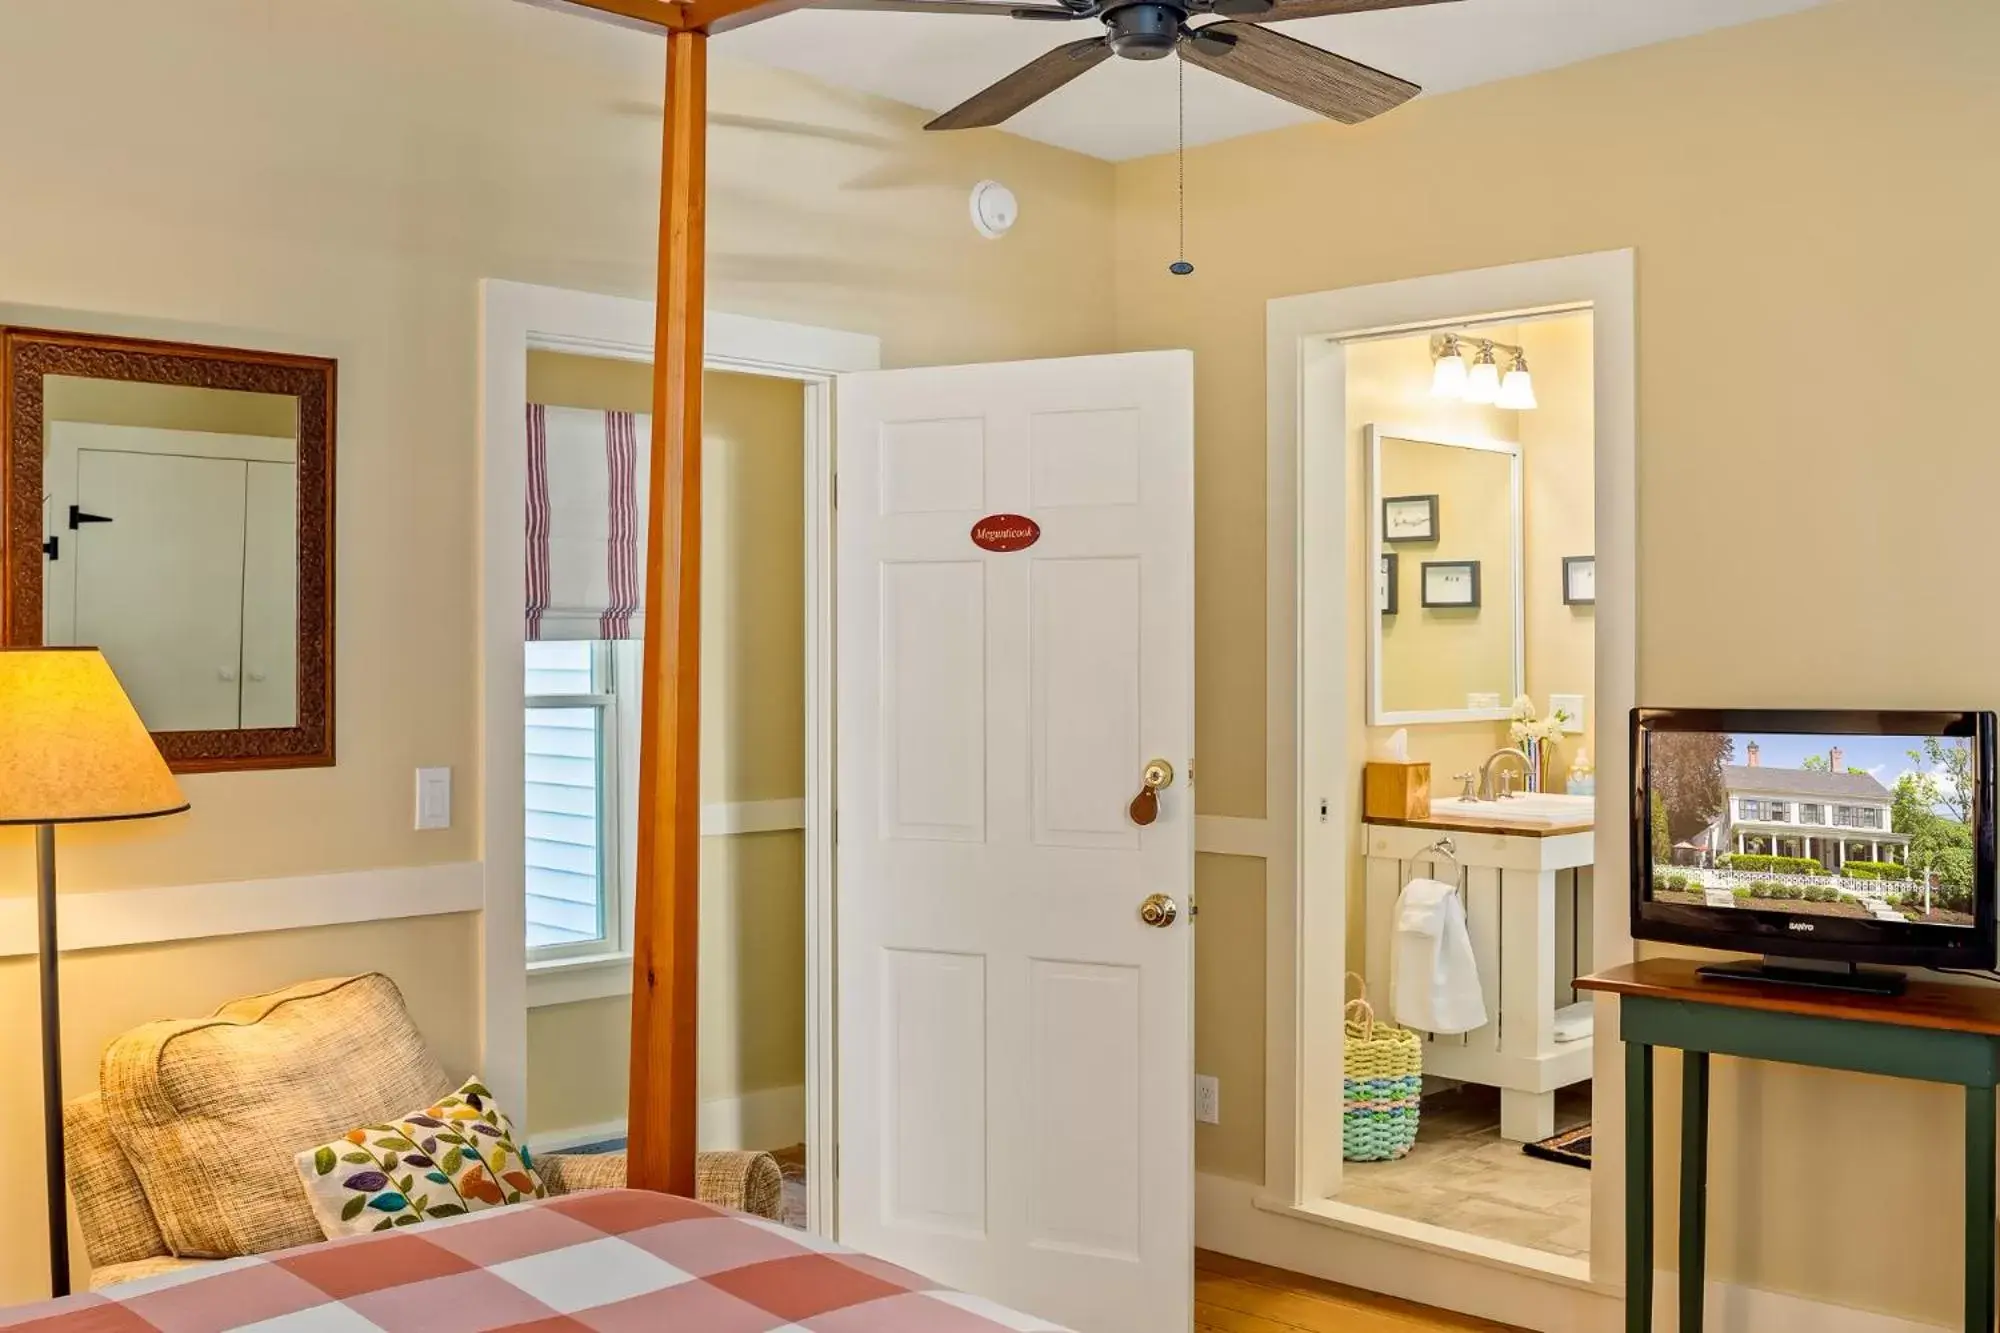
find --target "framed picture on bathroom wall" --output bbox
[1379,552,1399,615]
[1421,560,1481,609]
[1563,555,1596,605]
[1382,493,1438,544]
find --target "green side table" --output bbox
[1579,959,2000,1333]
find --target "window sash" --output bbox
[524,641,622,962]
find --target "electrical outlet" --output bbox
[1550,693,1587,736]
[415,767,452,831]
[1194,1074,1220,1125]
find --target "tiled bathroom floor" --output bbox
[1336,1084,1593,1259]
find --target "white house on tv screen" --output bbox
[1684,742,1911,869]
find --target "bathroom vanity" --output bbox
[1362,793,1595,1143]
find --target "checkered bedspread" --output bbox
[5,1190,1069,1333]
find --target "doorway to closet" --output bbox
[518,352,818,1229]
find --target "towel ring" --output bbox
[1416,836,1460,884]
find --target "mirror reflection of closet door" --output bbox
[72,448,248,731]
[241,460,299,729]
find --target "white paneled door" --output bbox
[836,352,1194,1333]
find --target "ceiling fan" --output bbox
[812,0,1461,131]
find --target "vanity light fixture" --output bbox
[1463,341,1501,404]
[1429,334,1469,398]
[1430,333,1537,410]
[1495,349,1538,410]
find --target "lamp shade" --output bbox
[0,648,188,825]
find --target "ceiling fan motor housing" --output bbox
[1103,1,1184,59]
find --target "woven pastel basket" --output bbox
[1342,972,1422,1162]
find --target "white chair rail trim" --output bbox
[0,861,482,958]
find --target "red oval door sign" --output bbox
[971,513,1040,553]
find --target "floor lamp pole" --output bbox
[38,822,69,1298]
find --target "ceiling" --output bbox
[715,0,1829,161]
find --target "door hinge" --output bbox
[68,505,113,530]
[41,536,58,562]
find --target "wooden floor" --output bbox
[1197,1250,1526,1332]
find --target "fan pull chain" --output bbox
[1169,55,1193,277]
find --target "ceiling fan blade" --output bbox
[924,37,1112,130]
[812,0,1083,16]
[1220,0,1459,18]
[1178,21,1418,124]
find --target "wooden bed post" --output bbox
[536,0,798,1199]
[627,24,707,1198]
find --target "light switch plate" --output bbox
[415,767,452,831]
[1194,1074,1220,1125]
[1550,694,1587,736]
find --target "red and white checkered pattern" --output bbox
[4,1192,1069,1333]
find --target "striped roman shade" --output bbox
[526,403,651,641]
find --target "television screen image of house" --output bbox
[1646,732,1977,926]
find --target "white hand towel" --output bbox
[1391,878,1488,1035]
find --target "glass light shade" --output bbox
[1496,368,1538,410]
[0,648,187,825]
[1430,353,1469,398]
[1464,357,1502,405]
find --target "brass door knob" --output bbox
[1139,893,1179,928]
[1129,758,1177,827]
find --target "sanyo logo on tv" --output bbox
[1788,921,1816,933]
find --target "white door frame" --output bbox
[1262,253,1636,1303]
[477,279,878,1237]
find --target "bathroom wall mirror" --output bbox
[2,328,335,770]
[1368,424,1522,725]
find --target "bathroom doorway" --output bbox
[1339,312,1598,1262]
[1259,252,1636,1316]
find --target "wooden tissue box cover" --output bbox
[1364,761,1431,821]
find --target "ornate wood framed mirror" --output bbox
[1,328,335,771]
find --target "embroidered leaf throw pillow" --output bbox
[296,1077,547,1237]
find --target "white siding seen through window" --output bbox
[524,640,614,954]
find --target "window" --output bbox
[1859,807,1883,830]
[1799,803,1823,825]
[1767,801,1789,823]
[525,641,621,959]
[1739,799,1763,820]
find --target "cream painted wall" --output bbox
[0,914,478,1299]
[1118,0,2000,1318]
[44,378,299,439]
[520,354,809,1142]
[1518,315,1597,770]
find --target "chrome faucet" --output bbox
[1478,747,1531,800]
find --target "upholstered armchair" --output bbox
[64,974,782,1290]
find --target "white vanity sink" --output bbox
[1440,792,1596,826]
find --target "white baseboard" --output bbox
[532,1119,629,1153]
[1197,1172,1942,1333]
[0,861,483,958]
[1666,1282,1947,1333]
[530,1084,809,1159]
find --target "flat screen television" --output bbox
[1631,708,1998,993]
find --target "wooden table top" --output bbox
[1578,958,2000,1037]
